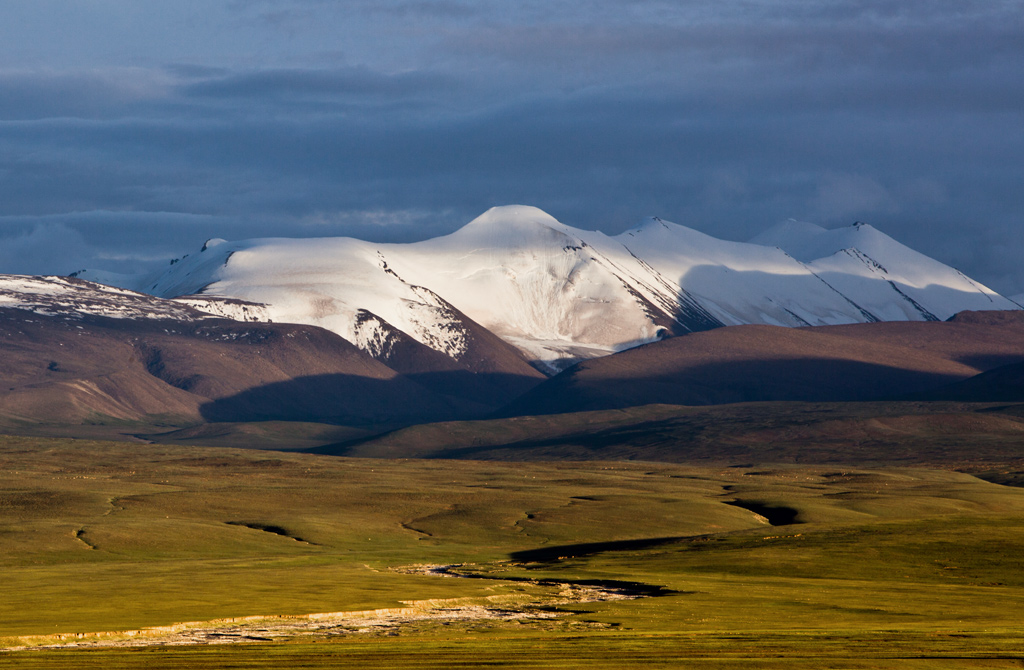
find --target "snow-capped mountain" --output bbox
[74,206,1021,373]
[0,274,544,428]
[748,219,1003,322]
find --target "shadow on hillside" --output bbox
[915,361,1024,403]
[340,399,1024,464]
[499,357,966,417]
[509,535,691,562]
[198,372,527,426]
[403,369,544,408]
[954,353,1024,371]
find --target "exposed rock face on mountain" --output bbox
[0,275,542,428]
[74,206,1019,373]
[500,311,1024,416]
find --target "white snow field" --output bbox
[0,274,209,322]
[74,206,1021,372]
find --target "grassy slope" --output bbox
[3,435,1024,667]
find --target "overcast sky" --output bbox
[1,1,1022,295]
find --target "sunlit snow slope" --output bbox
[76,206,1020,372]
[0,275,219,322]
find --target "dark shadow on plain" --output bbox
[724,500,801,526]
[509,536,692,564]
[441,565,674,597]
[225,521,316,545]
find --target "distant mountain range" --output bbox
[3,206,1024,439]
[73,205,1021,373]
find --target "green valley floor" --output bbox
[1,434,1023,668]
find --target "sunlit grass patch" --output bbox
[2,434,1024,666]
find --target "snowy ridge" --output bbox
[72,206,1021,371]
[170,296,270,322]
[0,275,214,322]
[751,219,1009,322]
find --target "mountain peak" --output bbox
[201,238,227,252]
[463,205,561,229]
[445,205,570,246]
[621,216,672,236]
[749,219,895,262]
[621,215,711,237]
[849,221,883,235]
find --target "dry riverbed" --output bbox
[4,564,648,651]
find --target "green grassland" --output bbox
[2,433,1024,668]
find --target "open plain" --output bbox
[2,426,1023,668]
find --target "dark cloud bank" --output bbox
[1,0,1022,295]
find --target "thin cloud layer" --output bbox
[0,0,1021,294]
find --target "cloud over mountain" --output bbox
[1,1,1022,294]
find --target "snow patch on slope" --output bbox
[0,275,212,322]
[351,310,400,359]
[171,296,270,322]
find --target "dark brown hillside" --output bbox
[500,311,1024,416]
[919,360,1024,402]
[0,308,473,427]
[0,274,547,433]
[315,400,1024,467]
